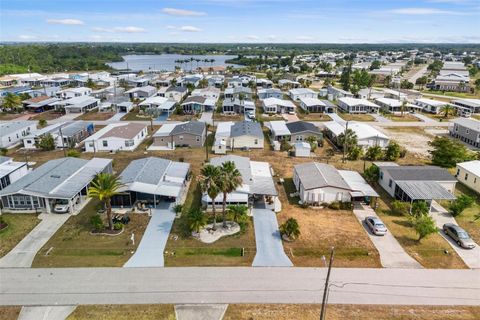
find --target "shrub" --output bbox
[90,214,104,231]
[365,145,384,161]
[347,146,363,160]
[280,218,301,240]
[328,201,341,210]
[0,148,7,156]
[113,222,123,230]
[66,149,81,157]
[449,195,474,216]
[173,204,183,214]
[391,200,410,216]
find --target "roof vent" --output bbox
[50,175,61,178]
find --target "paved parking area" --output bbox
[252,209,293,267]
[430,202,480,269]
[352,204,422,268]
[124,202,175,267]
[0,214,70,268]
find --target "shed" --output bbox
[294,142,311,157]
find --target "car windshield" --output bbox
[375,223,385,228]
[56,199,68,205]
[457,231,469,239]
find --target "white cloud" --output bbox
[180,25,202,32]
[93,26,146,33]
[46,18,84,25]
[296,35,314,41]
[388,7,464,15]
[18,34,37,40]
[165,25,176,29]
[162,8,206,16]
[246,35,260,40]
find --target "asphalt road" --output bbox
[1,267,479,306]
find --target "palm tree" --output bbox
[218,161,243,228]
[280,218,301,240]
[199,164,221,230]
[2,93,22,112]
[440,104,454,119]
[227,204,248,223]
[188,208,207,233]
[88,173,124,231]
[338,128,358,163]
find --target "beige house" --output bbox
[455,160,480,194]
[149,121,206,150]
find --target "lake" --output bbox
[107,54,239,72]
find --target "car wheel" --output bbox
[457,241,462,247]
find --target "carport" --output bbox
[339,170,379,204]
[394,181,456,212]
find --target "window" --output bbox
[179,135,184,141]
[102,140,108,147]
[466,129,470,134]
[196,136,200,142]
[465,173,469,181]
[456,169,460,176]
[380,172,383,180]
[254,139,258,145]
[125,140,134,147]
[388,179,392,188]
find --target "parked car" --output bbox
[53,199,70,214]
[247,111,255,119]
[443,223,476,249]
[364,216,387,236]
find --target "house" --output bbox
[455,160,480,194]
[324,121,390,148]
[262,98,296,114]
[256,78,273,88]
[23,121,94,150]
[293,142,311,157]
[52,96,100,114]
[374,98,422,113]
[278,79,301,88]
[0,157,113,214]
[201,155,279,211]
[374,163,456,209]
[358,88,384,100]
[449,118,480,148]
[56,87,92,99]
[451,98,480,116]
[286,121,323,144]
[326,86,353,100]
[288,88,317,101]
[179,75,202,88]
[293,162,378,205]
[431,73,470,93]
[116,101,134,113]
[213,121,264,154]
[139,96,177,118]
[149,121,206,150]
[224,87,253,100]
[84,122,148,152]
[206,75,225,88]
[266,121,291,142]
[181,96,216,114]
[0,86,31,98]
[158,86,188,103]
[383,89,421,101]
[111,157,190,207]
[299,97,336,113]
[257,88,283,100]
[124,86,157,99]
[222,99,255,115]
[191,87,221,101]
[0,157,29,191]
[0,121,36,148]
[337,97,380,114]
[128,76,153,88]
[440,62,469,77]
[414,98,449,114]
[40,76,71,88]
[22,96,60,112]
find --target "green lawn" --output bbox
[422,90,480,99]
[452,183,480,244]
[32,199,151,267]
[68,305,175,320]
[0,214,40,258]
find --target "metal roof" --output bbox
[230,121,263,138]
[286,121,320,135]
[396,181,456,200]
[453,118,480,131]
[457,160,480,177]
[381,166,456,182]
[294,162,350,190]
[170,121,205,136]
[338,170,379,198]
[0,121,36,136]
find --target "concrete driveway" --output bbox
[175,304,228,320]
[107,112,125,122]
[124,202,175,267]
[353,204,422,268]
[327,113,347,124]
[411,113,438,123]
[0,214,70,268]
[282,113,299,122]
[371,113,392,123]
[252,209,293,267]
[430,201,480,269]
[200,111,213,125]
[18,306,76,320]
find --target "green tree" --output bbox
[410,214,437,242]
[280,218,301,240]
[218,161,243,228]
[227,204,248,223]
[88,173,124,230]
[385,141,401,161]
[38,119,47,128]
[364,164,379,183]
[449,195,474,216]
[0,148,8,156]
[199,164,221,230]
[428,137,474,168]
[411,200,429,217]
[188,208,207,233]
[391,200,410,216]
[305,136,318,151]
[365,145,384,161]
[347,145,363,160]
[439,104,454,118]
[475,79,480,93]
[340,62,352,91]
[369,60,382,70]
[2,93,22,112]
[36,133,56,151]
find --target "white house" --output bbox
[125,86,157,99]
[56,87,92,99]
[84,122,148,152]
[257,88,283,100]
[191,87,221,101]
[337,97,380,114]
[299,97,336,113]
[323,121,390,148]
[52,96,100,114]
[375,98,422,113]
[139,96,177,117]
[0,121,36,148]
[213,121,264,154]
[262,98,296,114]
[288,88,317,101]
[0,157,29,191]
[414,98,449,114]
[23,121,94,150]
[455,160,480,194]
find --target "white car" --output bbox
[247,111,256,119]
[53,200,70,214]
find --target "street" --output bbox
[1,267,479,306]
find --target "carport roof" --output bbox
[396,181,456,200]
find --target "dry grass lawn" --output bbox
[297,112,332,121]
[67,305,175,320]
[224,304,480,320]
[0,112,23,120]
[384,113,421,122]
[213,113,244,122]
[75,110,115,121]
[30,110,65,121]
[338,112,375,122]
[0,214,40,258]
[0,307,21,320]
[451,183,480,244]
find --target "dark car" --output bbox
[443,223,476,249]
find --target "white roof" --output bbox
[453,98,480,107]
[215,121,234,138]
[268,121,290,136]
[339,97,380,108]
[324,121,389,141]
[139,96,169,106]
[415,98,448,107]
[376,98,419,109]
[0,158,26,179]
[457,160,480,177]
[263,98,295,108]
[299,97,326,107]
[338,170,379,198]
[289,88,316,95]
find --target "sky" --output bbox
[0,0,479,43]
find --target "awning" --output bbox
[339,170,379,198]
[396,181,456,201]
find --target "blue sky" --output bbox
[1,0,479,43]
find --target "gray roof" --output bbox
[0,157,112,199]
[182,95,207,104]
[295,162,350,190]
[0,121,36,136]
[453,118,480,131]
[210,155,252,183]
[230,121,263,138]
[0,156,10,165]
[60,121,92,137]
[286,121,321,135]
[171,121,205,136]
[167,86,188,93]
[396,181,456,200]
[381,166,456,182]
[120,157,170,185]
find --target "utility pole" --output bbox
[342,121,349,163]
[320,247,335,320]
[59,126,67,157]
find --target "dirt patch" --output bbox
[381,127,435,157]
